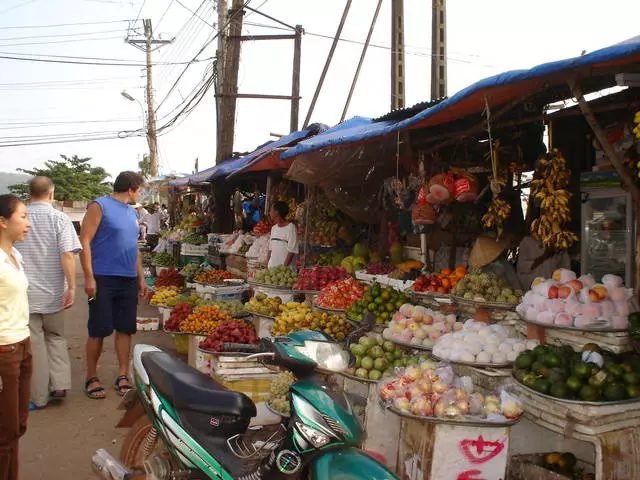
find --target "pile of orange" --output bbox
[179,305,232,334]
[194,269,238,285]
[413,265,468,294]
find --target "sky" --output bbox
[0,0,638,180]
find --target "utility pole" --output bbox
[431,0,447,100]
[127,19,172,177]
[290,25,302,132]
[216,0,245,163]
[391,0,406,110]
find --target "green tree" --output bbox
[138,154,152,179]
[9,154,111,201]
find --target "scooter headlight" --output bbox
[295,421,330,448]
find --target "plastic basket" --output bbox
[173,334,189,355]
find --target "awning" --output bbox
[282,37,640,161]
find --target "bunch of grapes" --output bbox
[268,371,296,414]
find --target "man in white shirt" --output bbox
[15,177,81,409]
[267,201,298,268]
[140,203,162,250]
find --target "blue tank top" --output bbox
[91,196,139,277]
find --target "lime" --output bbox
[533,378,551,394]
[550,382,570,399]
[566,376,583,392]
[515,352,535,370]
[578,384,600,402]
[604,383,627,401]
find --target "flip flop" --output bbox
[29,401,46,411]
[114,375,133,397]
[85,377,106,400]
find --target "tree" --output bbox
[138,154,153,179]
[9,155,111,201]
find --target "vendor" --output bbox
[267,201,298,268]
[468,234,521,290]
[517,237,570,290]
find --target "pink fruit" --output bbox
[566,279,584,293]
[553,313,573,327]
[578,274,596,288]
[537,311,554,325]
[574,315,594,328]
[612,316,629,329]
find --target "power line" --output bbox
[156,0,176,30]
[175,0,214,28]
[0,0,38,15]
[0,76,141,86]
[0,19,131,30]
[0,51,214,67]
[0,36,123,48]
[0,28,126,41]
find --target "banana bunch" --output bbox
[634,110,640,139]
[530,150,576,249]
[482,197,511,238]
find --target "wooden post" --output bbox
[340,0,383,122]
[290,25,302,132]
[303,0,352,128]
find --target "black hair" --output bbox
[0,194,23,219]
[113,171,145,193]
[271,201,289,219]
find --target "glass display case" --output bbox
[581,187,634,287]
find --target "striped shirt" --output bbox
[15,202,82,314]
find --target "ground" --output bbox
[20,270,176,480]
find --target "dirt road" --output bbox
[20,273,175,480]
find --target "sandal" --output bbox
[84,377,106,400]
[114,375,133,397]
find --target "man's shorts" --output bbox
[88,276,139,338]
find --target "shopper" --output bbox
[140,203,162,250]
[15,177,81,410]
[0,194,31,480]
[80,171,148,400]
[267,201,298,268]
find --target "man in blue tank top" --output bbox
[79,171,149,399]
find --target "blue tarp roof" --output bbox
[168,124,326,186]
[282,37,640,160]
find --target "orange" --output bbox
[441,278,451,289]
[441,268,452,275]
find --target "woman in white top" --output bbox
[0,194,31,480]
[267,201,298,268]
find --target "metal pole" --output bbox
[340,0,382,122]
[303,0,352,128]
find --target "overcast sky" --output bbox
[0,0,638,179]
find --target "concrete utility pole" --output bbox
[391,0,406,110]
[431,0,447,100]
[216,0,245,163]
[127,19,172,177]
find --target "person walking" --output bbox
[139,203,161,250]
[0,194,32,480]
[15,177,81,410]
[79,171,148,400]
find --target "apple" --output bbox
[588,289,602,303]
[558,285,571,299]
[566,279,584,293]
[593,285,608,300]
[422,315,434,325]
[548,285,559,299]
[393,396,410,411]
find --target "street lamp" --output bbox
[121,90,145,126]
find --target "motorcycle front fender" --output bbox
[309,447,398,480]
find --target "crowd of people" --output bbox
[0,171,148,479]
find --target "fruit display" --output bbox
[253,265,298,287]
[513,343,640,402]
[181,234,208,245]
[164,302,193,332]
[245,294,283,317]
[345,332,428,381]
[345,283,410,325]
[198,319,259,352]
[180,305,233,334]
[314,278,367,311]
[201,299,246,317]
[451,268,522,304]
[433,320,537,365]
[154,252,178,267]
[365,262,394,275]
[194,269,239,285]
[150,286,183,307]
[164,293,204,308]
[388,268,422,281]
[252,220,272,236]
[482,196,511,239]
[179,263,204,282]
[516,269,634,329]
[153,268,185,288]
[413,266,467,294]
[271,302,352,339]
[315,250,345,267]
[340,256,367,275]
[221,233,254,255]
[382,304,462,348]
[245,235,269,263]
[293,266,350,291]
[530,150,579,249]
[268,371,296,415]
[379,360,524,421]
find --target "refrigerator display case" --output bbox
[581,187,635,287]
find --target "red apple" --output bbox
[588,289,602,303]
[558,285,571,299]
[548,285,559,299]
[566,279,583,294]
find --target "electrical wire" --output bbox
[155,0,176,31]
[0,0,38,15]
[0,36,123,48]
[175,0,214,28]
[0,51,214,66]
[0,19,131,30]
[0,28,127,42]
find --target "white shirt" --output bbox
[140,212,161,235]
[0,247,29,345]
[268,223,299,268]
[15,202,82,314]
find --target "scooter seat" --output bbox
[141,351,256,418]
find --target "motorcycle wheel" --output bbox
[120,416,160,469]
